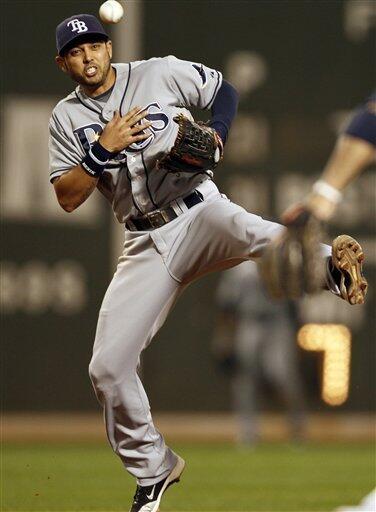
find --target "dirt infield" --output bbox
[2,411,375,443]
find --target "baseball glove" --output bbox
[157,114,223,173]
[257,209,326,300]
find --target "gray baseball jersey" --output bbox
[49,56,222,222]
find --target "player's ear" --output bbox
[55,55,67,73]
[106,40,113,59]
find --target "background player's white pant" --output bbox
[89,180,331,486]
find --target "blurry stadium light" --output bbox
[298,324,351,406]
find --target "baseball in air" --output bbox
[99,0,124,24]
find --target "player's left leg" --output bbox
[155,195,366,303]
[155,194,331,282]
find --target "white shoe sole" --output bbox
[149,455,186,512]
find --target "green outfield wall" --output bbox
[1,0,375,412]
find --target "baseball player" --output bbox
[281,97,375,512]
[49,14,368,511]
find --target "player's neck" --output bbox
[82,66,116,98]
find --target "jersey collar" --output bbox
[75,63,130,121]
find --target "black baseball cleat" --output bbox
[329,235,368,305]
[129,456,185,512]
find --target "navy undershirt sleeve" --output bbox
[209,79,239,144]
[345,95,376,148]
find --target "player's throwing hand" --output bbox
[99,107,152,153]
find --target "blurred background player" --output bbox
[257,97,375,304]
[282,95,375,512]
[212,262,307,446]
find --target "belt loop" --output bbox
[126,219,137,231]
[175,197,189,213]
[170,199,184,216]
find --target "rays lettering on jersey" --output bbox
[73,103,169,160]
[74,123,127,166]
[126,102,169,153]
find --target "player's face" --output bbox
[56,40,113,91]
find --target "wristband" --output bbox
[312,180,343,205]
[81,141,115,177]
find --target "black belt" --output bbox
[126,190,204,231]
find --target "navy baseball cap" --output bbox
[56,14,109,55]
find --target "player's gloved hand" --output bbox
[99,107,152,153]
[257,208,326,300]
[157,114,223,173]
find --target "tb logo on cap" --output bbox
[67,19,88,33]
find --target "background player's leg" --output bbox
[262,322,307,441]
[232,330,262,446]
[89,232,182,487]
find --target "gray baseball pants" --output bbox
[88,180,331,486]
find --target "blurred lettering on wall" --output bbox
[1,260,88,315]
[1,97,102,226]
